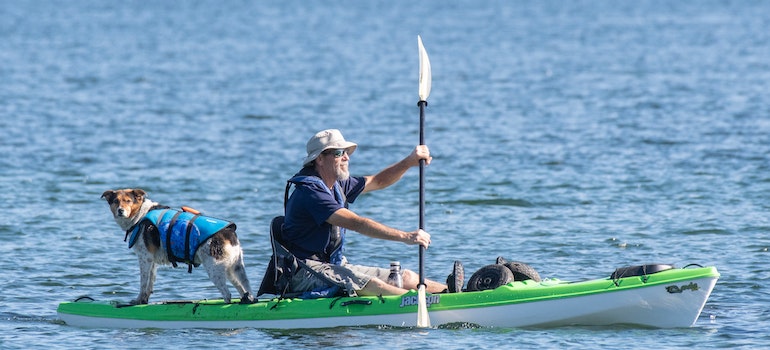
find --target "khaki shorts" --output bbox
[289,258,391,296]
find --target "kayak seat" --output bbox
[257,216,300,297]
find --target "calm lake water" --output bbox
[1,0,769,348]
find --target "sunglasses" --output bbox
[322,149,348,158]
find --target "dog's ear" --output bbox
[132,189,146,202]
[101,190,116,202]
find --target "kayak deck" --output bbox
[57,266,719,329]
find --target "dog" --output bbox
[101,188,256,305]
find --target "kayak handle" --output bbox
[340,300,372,307]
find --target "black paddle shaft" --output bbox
[418,100,427,286]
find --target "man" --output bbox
[281,129,461,297]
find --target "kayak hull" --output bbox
[57,266,719,329]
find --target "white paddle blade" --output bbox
[416,285,431,328]
[418,35,432,102]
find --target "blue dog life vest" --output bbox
[127,208,235,272]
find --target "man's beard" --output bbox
[335,164,350,181]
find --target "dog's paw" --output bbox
[132,297,149,305]
[239,293,256,304]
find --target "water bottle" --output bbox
[387,261,403,288]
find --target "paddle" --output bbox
[416,35,432,328]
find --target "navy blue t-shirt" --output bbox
[283,168,366,260]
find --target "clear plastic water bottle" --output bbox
[387,261,403,288]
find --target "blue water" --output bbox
[2,0,769,348]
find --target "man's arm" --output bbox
[362,145,431,193]
[327,208,431,248]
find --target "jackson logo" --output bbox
[666,282,700,294]
[399,294,441,308]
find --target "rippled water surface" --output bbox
[2,1,769,348]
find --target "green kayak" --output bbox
[57,265,719,329]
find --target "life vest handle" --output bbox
[181,206,201,215]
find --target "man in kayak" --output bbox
[281,129,459,297]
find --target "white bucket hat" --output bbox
[303,129,358,166]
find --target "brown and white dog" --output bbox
[101,188,256,305]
